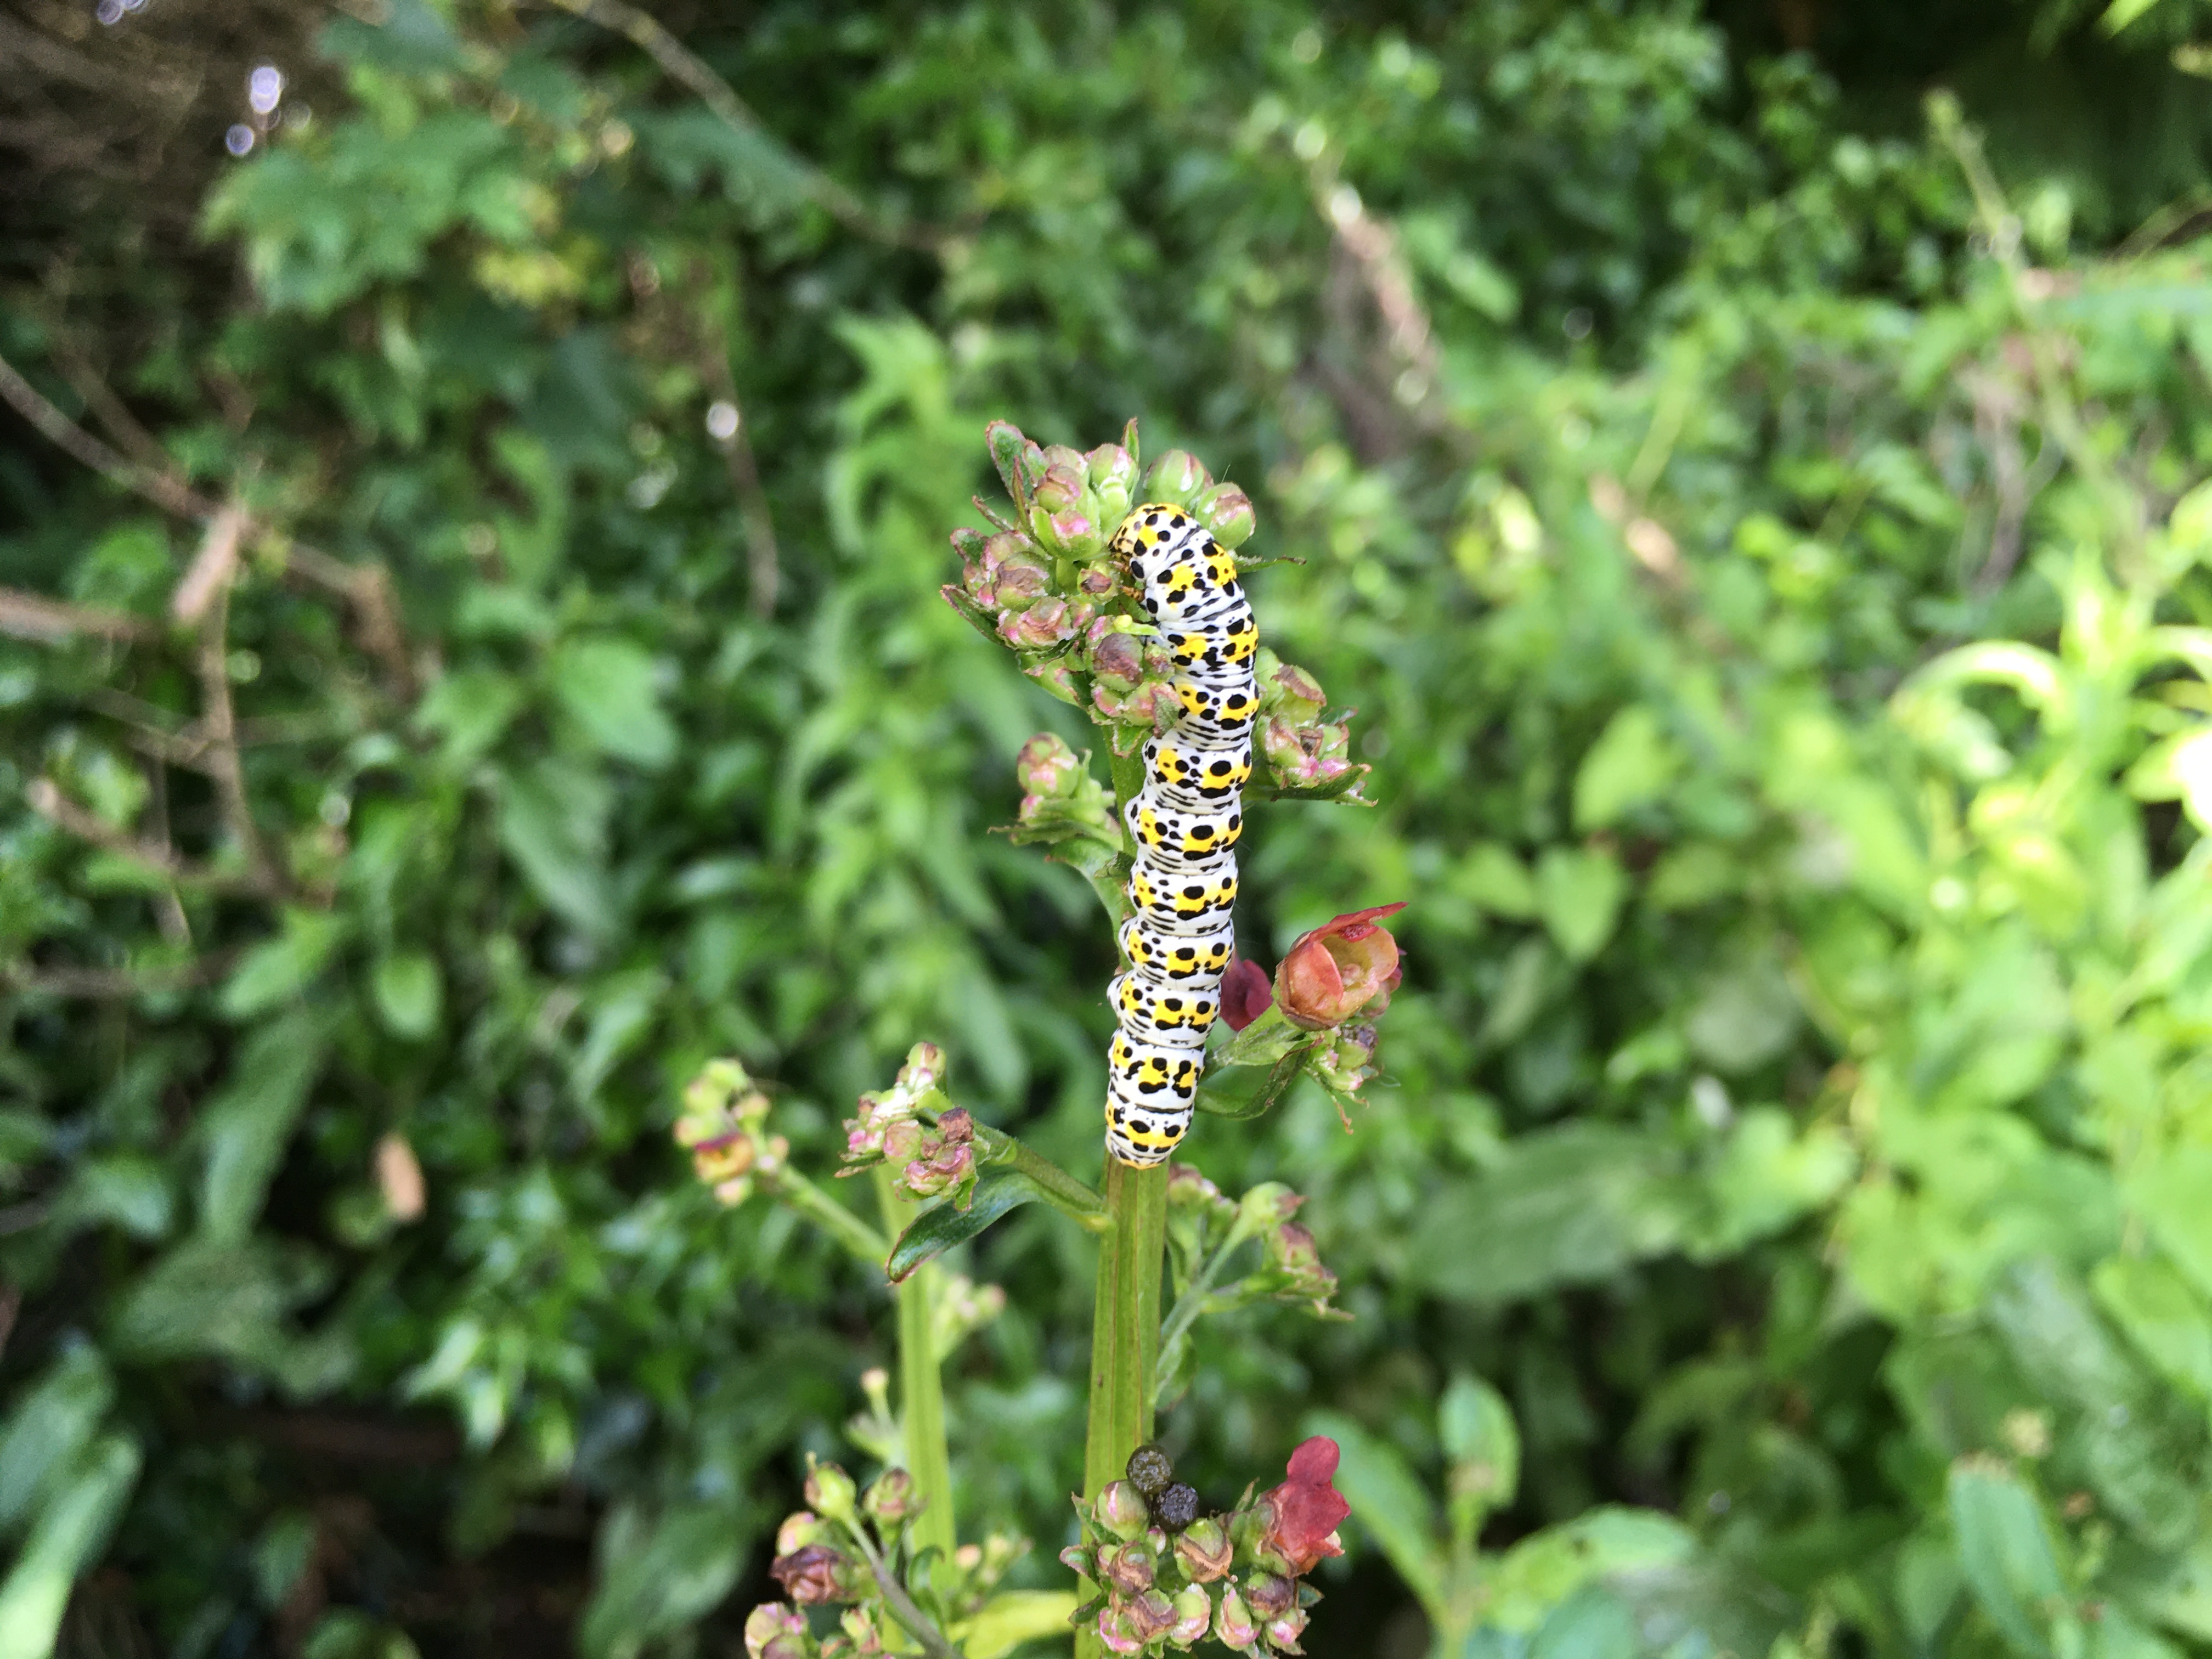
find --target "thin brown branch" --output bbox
[173,503,247,627]
[195,583,287,898]
[531,0,943,253]
[25,776,271,896]
[2,951,239,999]
[702,357,781,618]
[0,348,415,695]
[50,337,179,478]
[0,585,157,645]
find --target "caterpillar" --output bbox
[1103,503,1260,1167]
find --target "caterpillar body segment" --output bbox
[1104,503,1260,1167]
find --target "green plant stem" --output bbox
[874,1169,957,1561]
[839,1513,964,1659]
[1153,1218,1263,1406]
[1082,1160,1168,1499]
[774,1166,891,1265]
[974,1126,1110,1230]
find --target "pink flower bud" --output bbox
[998,595,1076,651]
[1275,905,1406,1030]
[1126,1590,1179,1643]
[1096,1607,1144,1656]
[862,1467,914,1523]
[990,553,1053,612]
[901,1137,973,1200]
[896,1042,945,1093]
[776,1511,827,1555]
[770,1543,860,1604]
[1095,1479,1150,1539]
[745,1602,808,1659]
[1098,1540,1155,1596]
[1241,1572,1296,1618]
[1089,628,1145,690]
[1265,1607,1311,1653]
[1220,956,1273,1031]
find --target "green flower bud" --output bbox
[1193,483,1257,549]
[998,595,1078,651]
[1170,1587,1213,1647]
[1087,444,1138,523]
[1213,1584,1257,1650]
[804,1455,857,1522]
[1146,449,1211,507]
[1040,443,1088,479]
[1023,655,1081,705]
[896,1042,945,1093]
[862,1467,915,1524]
[1257,656,1327,721]
[1174,1516,1233,1582]
[1095,1478,1150,1540]
[1016,733,1085,800]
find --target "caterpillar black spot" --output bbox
[1104,503,1258,1167]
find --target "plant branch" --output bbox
[1,951,239,998]
[530,0,941,253]
[974,1127,1109,1231]
[0,585,157,646]
[0,348,414,693]
[25,776,270,897]
[700,343,782,619]
[874,1169,957,1561]
[1154,1212,1268,1406]
[839,1514,963,1659]
[774,1166,892,1265]
[193,574,286,899]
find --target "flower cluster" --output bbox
[1166,1171,1344,1323]
[749,1457,1029,1659]
[673,1058,788,1205]
[837,1042,980,1209]
[1009,732,1120,849]
[941,420,1358,799]
[1063,1439,1348,1654]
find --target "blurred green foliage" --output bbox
[8,0,2212,1654]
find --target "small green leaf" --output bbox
[1573,706,1679,830]
[199,1013,325,1242]
[1536,846,1627,962]
[575,1502,743,1659]
[0,1434,140,1659]
[220,909,348,1021]
[887,1166,1056,1283]
[0,1349,114,1533]
[371,952,442,1040]
[1440,1373,1520,1537]
[554,636,678,769]
[1948,1456,2067,1659]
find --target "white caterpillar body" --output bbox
[1103,503,1260,1166]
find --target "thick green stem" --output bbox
[874,1169,957,1561]
[1082,1160,1169,1498]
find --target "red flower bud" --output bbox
[1274,905,1406,1030]
[770,1542,860,1604]
[1220,956,1273,1031]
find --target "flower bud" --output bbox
[998,595,1076,651]
[1259,657,1327,721]
[1220,957,1273,1031]
[899,1042,944,1093]
[1275,905,1407,1030]
[1023,655,1081,705]
[776,1510,829,1555]
[1077,565,1117,596]
[1241,1572,1296,1618]
[1213,1585,1257,1650]
[986,420,1032,501]
[882,1120,927,1164]
[770,1542,860,1604]
[988,544,1052,610]
[1267,1222,1322,1275]
[1092,676,1177,728]
[1173,1516,1233,1582]
[1167,1164,1224,1209]
[1088,627,1146,691]
[1088,444,1138,522]
[839,1606,885,1656]
[1096,1479,1150,1540]
[805,1457,857,1521]
[1096,1606,1144,1656]
[745,1602,809,1659]
[1193,483,1257,549]
[1170,1587,1212,1647]
[1059,1543,1088,1575]
[862,1467,913,1524]
[1127,1590,1179,1643]
[1146,449,1211,505]
[1265,1607,1311,1654]
[1098,1539,1155,1596]
[901,1136,974,1201]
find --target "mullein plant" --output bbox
[676,425,1403,1657]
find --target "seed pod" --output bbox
[1126,1443,1176,1498]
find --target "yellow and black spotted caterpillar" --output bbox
[1103,503,1260,1166]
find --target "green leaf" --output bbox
[219,909,348,1021]
[496,759,615,938]
[0,1435,139,1659]
[1451,842,1539,919]
[1536,847,1627,962]
[1486,1508,1694,1632]
[1573,706,1679,830]
[1301,1410,1447,1617]
[1947,1456,2067,1659]
[1407,1126,1696,1303]
[887,1165,1057,1283]
[576,1503,743,1659]
[0,1349,114,1533]
[554,636,678,770]
[956,1590,1081,1659]
[413,669,526,770]
[2092,1252,2212,1399]
[199,1013,325,1243]
[1439,1373,1520,1535]
[371,952,442,1041]
[1683,961,1800,1073]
